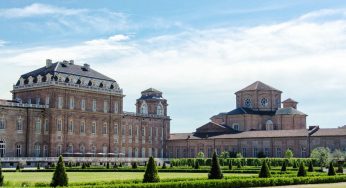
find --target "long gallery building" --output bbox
[0,59,346,160]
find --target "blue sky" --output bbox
[1,1,346,132]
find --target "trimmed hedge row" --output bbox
[69,175,346,188]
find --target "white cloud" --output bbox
[0,40,6,47]
[2,9,346,132]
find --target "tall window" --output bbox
[57,119,62,132]
[102,123,108,135]
[67,144,73,154]
[92,99,97,112]
[264,148,270,157]
[80,145,85,154]
[81,99,86,111]
[114,124,118,135]
[121,125,125,136]
[16,144,21,157]
[44,119,49,132]
[16,117,23,131]
[301,147,307,157]
[0,117,5,129]
[56,145,62,156]
[140,101,148,114]
[136,126,139,136]
[276,148,282,157]
[80,121,85,134]
[0,140,5,157]
[114,101,119,114]
[35,118,41,133]
[68,120,74,133]
[45,96,50,106]
[103,100,108,113]
[36,97,40,105]
[58,96,63,109]
[43,145,48,157]
[142,127,145,137]
[142,148,146,158]
[91,144,96,156]
[253,147,258,157]
[157,103,164,115]
[129,125,132,136]
[69,97,74,109]
[242,148,247,157]
[91,121,96,134]
[34,143,41,157]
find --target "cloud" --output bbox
[0,40,6,47]
[2,9,346,132]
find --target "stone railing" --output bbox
[0,101,49,109]
[123,111,169,119]
[13,81,123,95]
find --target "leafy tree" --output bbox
[228,160,232,170]
[0,164,4,186]
[284,149,294,158]
[143,157,160,183]
[259,160,271,178]
[297,162,307,177]
[236,152,243,158]
[280,160,287,172]
[162,162,167,169]
[50,155,68,187]
[328,162,336,176]
[194,160,200,169]
[337,162,344,173]
[219,151,229,159]
[196,152,205,158]
[308,161,314,172]
[257,151,266,158]
[332,149,344,161]
[311,147,330,171]
[208,152,224,179]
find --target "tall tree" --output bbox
[143,157,160,183]
[208,152,224,179]
[50,155,68,187]
[310,147,330,171]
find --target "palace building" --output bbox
[0,60,346,160]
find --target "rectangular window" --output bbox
[35,118,41,133]
[45,96,50,106]
[69,97,74,109]
[121,125,125,136]
[264,148,270,157]
[114,136,118,143]
[103,100,108,113]
[68,120,74,133]
[301,147,307,157]
[114,101,119,114]
[44,145,48,157]
[114,124,118,135]
[129,125,132,136]
[58,97,63,109]
[81,99,86,111]
[80,121,85,134]
[44,119,49,132]
[91,121,96,134]
[102,123,108,134]
[136,126,139,136]
[36,97,40,105]
[142,127,145,137]
[253,147,258,157]
[16,145,21,157]
[92,99,97,112]
[242,148,247,157]
[57,119,62,132]
[16,117,22,131]
[276,148,282,157]
[28,98,31,104]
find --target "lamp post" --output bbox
[186,135,190,158]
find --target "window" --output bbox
[34,143,41,157]
[129,125,132,136]
[232,123,239,131]
[92,99,97,112]
[140,101,148,114]
[103,145,108,156]
[56,145,62,156]
[0,140,5,157]
[264,148,270,157]
[242,148,247,157]
[0,117,5,129]
[142,148,146,158]
[80,121,85,134]
[16,117,23,131]
[244,98,251,108]
[69,97,74,109]
[81,99,86,111]
[155,127,158,138]
[260,98,269,107]
[102,123,108,135]
[135,148,139,157]
[80,145,85,154]
[35,118,41,133]
[157,103,164,115]
[44,119,49,132]
[68,120,74,133]
[136,126,139,136]
[45,96,50,106]
[58,97,63,109]
[67,144,73,154]
[276,148,282,157]
[114,102,119,114]
[142,127,145,137]
[57,119,62,132]
[16,144,21,157]
[28,98,31,104]
[128,147,132,157]
[114,124,118,135]
[121,125,125,136]
[43,145,48,157]
[103,100,108,113]
[36,97,40,105]
[301,147,307,157]
[253,147,258,157]
[91,145,96,156]
[91,121,96,134]
[114,136,118,143]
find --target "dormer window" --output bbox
[232,123,239,131]
[46,74,52,82]
[37,75,42,83]
[244,98,251,108]
[19,78,25,86]
[140,101,148,115]
[157,102,164,116]
[28,76,33,84]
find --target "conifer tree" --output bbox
[132,162,138,169]
[293,160,297,169]
[113,162,118,169]
[143,157,160,183]
[162,162,167,169]
[16,163,20,172]
[297,162,307,177]
[50,155,68,187]
[37,162,40,170]
[281,160,287,172]
[106,162,110,169]
[229,160,233,170]
[259,160,271,178]
[194,160,200,169]
[328,162,336,176]
[208,152,224,179]
[170,163,173,168]
[308,161,314,172]
[82,163,86,169]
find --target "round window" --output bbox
[244,98,251,108]
[260,98,269,107]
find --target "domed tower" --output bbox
[136,88,168,116]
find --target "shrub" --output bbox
[162,163,167,169]
[194,160,199,169]
[106,162,110,169]
[170,163,173,168]
[229,160,232,170]
[281,160,287,172]
[308,161,314,172]
[113,163,118,169]
[328,162,336,176]
[50,155,68,187]
[82,163,86,169]
[257,151,266,158]
[132,162,138,169]
[237,162,241,169]
[37,163,40,170]
[293,161,297,169]
[337,163,344,173]
[16,163,20,172]
[208,152,223,179]
[0,165,4,186]
[143,157,160,183]
[259,160,271,178]
[297,162,307,177]
[119,163,123,168]
[284,149,294,158]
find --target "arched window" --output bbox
[56,145,62,156]
[16,116,23,131]
[0,140,5,157]
[102,145,108,156]
[140,101,148,115]
[91,121,97,134]
[91,144,96,156]
[265,120,274,130]
[156,103,164,116]
[102,123,108,135]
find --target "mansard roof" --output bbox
[226,107,276,116]
[275,107,306,116]
[138,88,165,100]
[236,81,281,93]
[142,88,162,94]
[21,61,115,82]
[311,128,346,137]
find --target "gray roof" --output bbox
[142,88,162,93]
[275,107,306,116]
[311,128,346,137]
[236,81,281,93]
[282,98,298,103]
[20,62,115,82]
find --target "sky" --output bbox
[1,1,346,133]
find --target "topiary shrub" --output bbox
[337,163,344,173]
[143,157,160,183]
[281,160,287,172]
[194,160,200,169]
[0,164,4,186]
[113,163,118,169]
[82,163,86,169]
[237,162,241,169]
[297,161,307,177]
[293,161,297,169]
[106,162,110,169]
[308,161,314,172]
[16,163,20,172]
[119,163,123,168]
[50,155,68,187]
[259,160,271,178]
[132,162,138,169]
[170,163,173,168]
[162,162,167,169]
[229,160,232,170]
[37,162,40,170]
[328,162,336,176]
[208,152,224,179]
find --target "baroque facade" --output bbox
[1,60,346,160]
[0,59,170,158]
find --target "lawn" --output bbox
[3,172,252,186]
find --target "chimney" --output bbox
[69,60,74,65]
[83,63,90,69]
[46,59,52,68]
